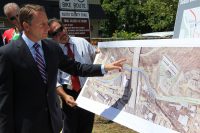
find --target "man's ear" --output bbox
[22,22,30,32]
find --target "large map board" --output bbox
[173,0,200,38]
[76,38,200,133]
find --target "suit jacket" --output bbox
[0,37,103,133]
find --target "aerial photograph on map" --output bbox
[135,47,200,133]
[81,47,136,112]
[78,44,200,133]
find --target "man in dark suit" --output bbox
[0,4,125,133]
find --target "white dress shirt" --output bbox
[22,32,46,63]
[56,37,96,89]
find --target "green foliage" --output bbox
[101,0,145,36]
[100,0,178,37]
[141,0,178,31]
[112,30,139,40]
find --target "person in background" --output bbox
[2,2,22,45]
[0,32,3,47]
[48,18,98,133]
[0,4,126,133]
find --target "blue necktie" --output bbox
[33,43,47,84]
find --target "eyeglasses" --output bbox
[9,14,18,21]
[50,26,64,37]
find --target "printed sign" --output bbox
[61,11,90,41]
[59,0,88,11]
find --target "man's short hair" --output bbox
[48,18,63,27]
[19,4,45,27]
[3,3,20,16]
[48,18,63,37]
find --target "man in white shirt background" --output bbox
[48,18,98,133]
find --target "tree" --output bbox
[100,0,178,37]
[141,0,178,31]
[101,0,146,37]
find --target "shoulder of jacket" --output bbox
[43,38,59,45]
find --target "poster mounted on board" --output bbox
[77,38,200,133]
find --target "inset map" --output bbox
[179,7,200,38]
[173,0,200,38]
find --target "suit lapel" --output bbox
[17,37,44,83]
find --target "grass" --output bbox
[92,115,138,133]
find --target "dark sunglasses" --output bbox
[51,26,64,37]
[9,14,18,21]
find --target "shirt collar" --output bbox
[22,32,42,49]
[59,37,73,48]
[59,43,65,49]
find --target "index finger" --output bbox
[114,58,127,64]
